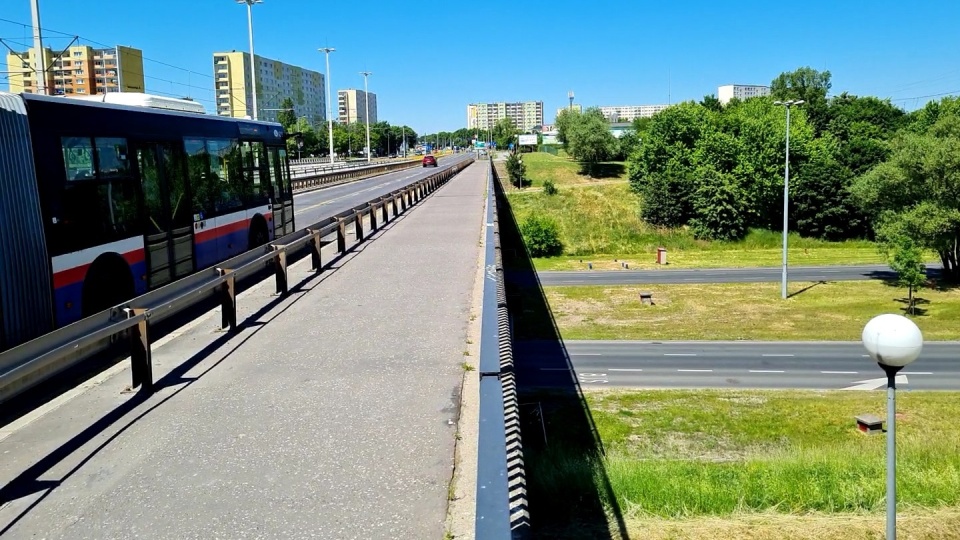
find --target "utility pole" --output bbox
[30,0,47,95]
[319,47,336,164]
[360,71,372,162]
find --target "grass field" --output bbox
[503,153,892,266]
[543,280,960,341]
[528,389,960,539]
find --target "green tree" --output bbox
[492,118,517,150]
[638,170,694,227]
[689,167,747,240]
[792,139,866,240]
[505,152,525,188]
[277,97,297,131]
[771,67,832,134]
[566,108,618,176]
[852,106,960,280]
[555,108,578,146]
[888,236,927,315]
[700,94,723,112]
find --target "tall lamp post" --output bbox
[861,313,924,540]
[360,71,372,162]
[319,47,336,164]
[773,99,804,299]
[236,0,262,121]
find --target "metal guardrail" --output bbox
[475,160,530,539]
[0,159,475,403]
[290,158,423,191]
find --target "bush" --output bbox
[521,215,564,257]
[543,179,558,196]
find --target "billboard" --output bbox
[518,134,538,146]
[541,134,559,145]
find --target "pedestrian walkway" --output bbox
[0,162,489,539]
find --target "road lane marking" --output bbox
[749,370,785,373]
[761,354,794,357]
[678,369,712,372]
[822,371,858,374]
[609,368,644,372]
[664,353,697,356]
[901,371,933,375]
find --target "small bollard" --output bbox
[624,263,629,269]
[588,262,593,270]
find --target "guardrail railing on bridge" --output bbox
[0,159,474,403]
[475,160,530,539]
[290,157,423,191]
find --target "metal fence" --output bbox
[475,160,530,539]
[289,158,422,190]
[0,159,474,403]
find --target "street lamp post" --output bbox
[236,0,262,121]
[360,71,372,162]
[861,314,924,540]
[773,99,804,299]
[319,47,336,164]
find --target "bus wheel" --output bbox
[248,215,269,250]
[82,254,135,318]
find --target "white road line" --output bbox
[861,354,871,357]
[822,371,858,374]
[664,353,697,356]
[608,368,644,372]
[749,370,785,373]
[901,371,933,375]
[761,354,794,357]
[677,369,712,372]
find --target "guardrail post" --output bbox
[218,268,237,331]
[337,218,347,253]
[273,246,288,295]
[125,307,153,393]
[381,197,389,224]
[393,194,400,217]
[401,190,408,211]
[308,228,322,272]
[355,211,364,243]
[370,204,379,232]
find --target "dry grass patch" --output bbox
[545,281,960,341]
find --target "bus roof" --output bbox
[69,92,206,114]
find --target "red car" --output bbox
[422,155,438,167]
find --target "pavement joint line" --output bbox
[822,371,858,374]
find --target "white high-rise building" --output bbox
[717,84,770,105]
[598,104,669,122]
[467,101,544,131]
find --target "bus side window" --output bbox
[241,141,269,206]
[57,136,141,250]
[207,139,244,213]
[185,138,215,217]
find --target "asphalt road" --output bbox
[515,340,960,390]
[534,264,944,286]
[292,154,473,229]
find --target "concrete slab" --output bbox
[0,162,489,539]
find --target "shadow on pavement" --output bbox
[493,164,628,539]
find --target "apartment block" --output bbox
[717,84,771,105]
[337,89,378,124]
[598,104,669,122]
[467,101,544,131]
[5,45,144,96]
[213,51,326,125]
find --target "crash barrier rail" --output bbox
[0,159,475,404]
[475,160,530,539]
[289,157,424,190]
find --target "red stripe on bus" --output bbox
[195,218,251,244]
[53,248,145,289]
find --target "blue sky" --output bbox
[3,1,960,134]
